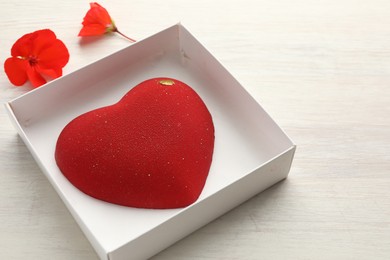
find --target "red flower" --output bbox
[78,2,115,36]
[79,2,135,42]
[4,29,69,88]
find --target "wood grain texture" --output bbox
[1,0,389,259]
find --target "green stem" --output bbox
[114,28,136,42]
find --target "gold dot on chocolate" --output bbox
[159,79,175,86]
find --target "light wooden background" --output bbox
[1,0,389,259]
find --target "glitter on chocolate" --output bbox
[55,78,215,209]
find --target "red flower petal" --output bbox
[11,32,35,58]
[31,29,57,56]
[87,2,112,25]
[38,39,70,70]
[78,24,107,36]
[26,66,47,88]
[37,67,62,79]
[4,58,28,86]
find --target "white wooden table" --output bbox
[1,0,389,259]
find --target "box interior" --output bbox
[8,24,294,257]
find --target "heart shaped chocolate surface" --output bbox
[55,78,215,209]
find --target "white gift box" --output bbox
[5,24,295,260]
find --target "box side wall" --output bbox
[109,147,295,260]
[4,103,29,145]
[5,103,109,260]
[178,24,294,150]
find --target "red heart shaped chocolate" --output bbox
[55,78,214,209]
